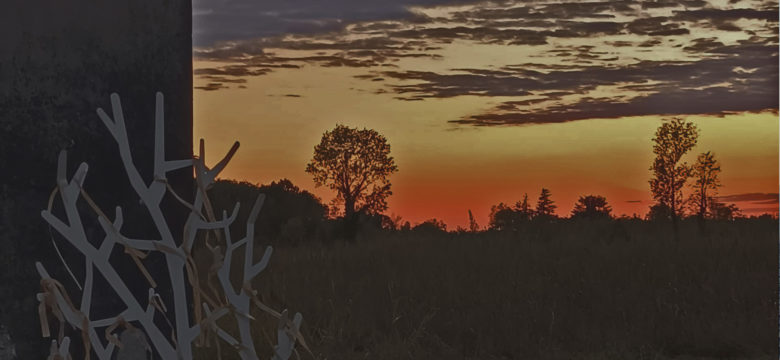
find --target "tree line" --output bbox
[484,117,745,231]
[210,118,761,244]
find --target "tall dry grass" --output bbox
[197,218,778,359]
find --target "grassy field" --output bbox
[196,218,778,360]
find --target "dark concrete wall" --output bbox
[0,1,192,357]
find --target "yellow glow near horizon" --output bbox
[193,0,778,227]
[194,62,778,227]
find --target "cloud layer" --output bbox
[193,0,778,125]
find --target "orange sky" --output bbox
[192,0,779,228]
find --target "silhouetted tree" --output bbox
[208,179,327,245]
[468,209,480,232]
[709,199,742,220]
[413,218,447,232]
[571,195,612,219]
[386,213,404,231]
[649,117,698,234]
[514,193,534,221]
[646,203,673,221]
[535,188,557,219]
[688,151,721,223]
[488,194,537,231]
[488,203,516,230]
[306,124,398,240]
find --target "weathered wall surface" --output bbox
[0,1,192,357]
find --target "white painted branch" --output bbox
[48,337,70,360]
[38,92,305,360]
[272,310,303,360]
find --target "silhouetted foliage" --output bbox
[467,209,480,232]
[306,124,398,218]
[570,195,612,219]
[306,124,397,241]
[384,214,405,231]
[649,118,698,228]
[488,194,537,230]
[709,200,742,220]
[646,203,673,221]
[400,221,412,231]
[412,218,447,233]
[488,203,516,230]
[514,193,534,221]
[535,188,557,220]
[687,151,721,220]
[356,211,397,231]
[207,179,327,246]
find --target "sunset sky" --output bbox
[192,0,778,228]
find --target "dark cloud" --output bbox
[385,51,775,99]
[559,20,626,36]
[194,37,434,60]
[193,39,443,88]
[193,0,477,46]
[673,8,779,22]
[382,70,537,98]
[741,206,780,214]
[193,0,780,120]
[671,8,778,33]
[194,66,272,77]
[194,82,228,91]
[198,76,248,84]
[717,193,779,203]
[193,0,749,54]
[374,39,778,124]
[626,16,690,36]
[390,26,550,45]
[682,37,726,53]
[453,85,777,125]
[462,1,636,21]
[638,38,664,47]
[752,199,780,205]
[641,0,707,9]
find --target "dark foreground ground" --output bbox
[195,218,777,360]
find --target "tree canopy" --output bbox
[207,178,327,245]
[688,151,721,220]
[649,117,698,224]
[306,124,398,219]
[571,195,612,219]
[535,188,557,218]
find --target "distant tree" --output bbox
[401,221,411,231]
[535,188,557,219]
[380,214,398,230]
[709,199,742,220]
[386,213,404,231]
[646,203,673,221]
[353,212,396,234]
[208,178,327,245]
[649,117,698,232]
[468,209,480,232]
[488,203,516,230]
[688,151,721,221]
[306,124,398,239]
[413,218,447,232]
[488,194,539,230]
[571,195,612,219]
[514,193,534,221]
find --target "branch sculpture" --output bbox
[36,92,307,359]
